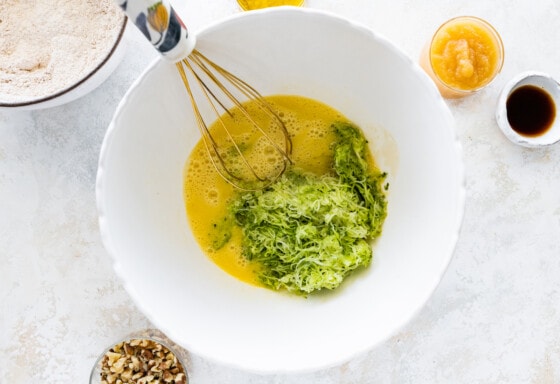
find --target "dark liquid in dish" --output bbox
[506,85,556,137]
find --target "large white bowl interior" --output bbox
[97,8,464,373]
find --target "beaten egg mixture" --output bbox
[183,95,375,286]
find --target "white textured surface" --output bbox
[1,0,559,382]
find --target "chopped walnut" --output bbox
[99,339,187,384]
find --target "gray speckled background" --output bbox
[1,0,560,382]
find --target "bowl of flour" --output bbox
[0,0,127,110]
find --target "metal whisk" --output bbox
[115,0,292,190]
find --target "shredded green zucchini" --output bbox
[230,122,388,295]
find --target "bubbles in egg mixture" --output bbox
[200,105,290,184]
[186,151,221,207]
[206,188,219,205]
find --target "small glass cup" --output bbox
[419,16,504,99]
[89,329,189,384]
[237,0,305,11]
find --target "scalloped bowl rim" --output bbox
[96,7,465,374]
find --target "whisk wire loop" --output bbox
[181,57,266,184]
[176,49,292,191]
[176,59,247,186]
[192,52,293,160]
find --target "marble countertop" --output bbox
[2,0,560,382]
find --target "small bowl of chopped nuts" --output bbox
[90,330,189,384]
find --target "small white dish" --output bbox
[496,71,560,148]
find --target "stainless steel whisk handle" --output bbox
[115,0,196,62]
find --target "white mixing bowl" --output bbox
[97,7,464,373]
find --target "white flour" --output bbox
[0,0,125,103]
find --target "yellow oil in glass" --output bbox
[237,0,304,11]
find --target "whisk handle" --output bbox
[115,0,196,62]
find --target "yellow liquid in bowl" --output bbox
[183,95,373,286]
